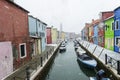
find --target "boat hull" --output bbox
[89,77,110,80]
[77,57,97,69]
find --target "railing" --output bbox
[105,54,120,75]
[5,46,55,80]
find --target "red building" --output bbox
[98,11,113,47]
[46,27,52,44]
[0,0,30,69]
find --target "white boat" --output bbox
[77,53,97,69]
[76,47,86,56]
[59,44,66,52]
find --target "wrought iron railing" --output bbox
[105,54,120,75]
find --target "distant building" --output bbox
[93,19,100,45]
[46,27,52,44]
[81,23,89,41]
[51,27,58,43]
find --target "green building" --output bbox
[104,16,114,51]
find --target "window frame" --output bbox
[115,20,119,30]
[19,43,27,58]
[111,22,114,31]
[115,37,120,46]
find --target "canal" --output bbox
[41,41,96,80]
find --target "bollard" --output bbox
[26,67,30,80]
[105,54,107,65]
[117,61,120,75]
[41,57,43,67]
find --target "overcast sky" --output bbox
[15,0,120,34]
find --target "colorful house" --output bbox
[98,11,113,47]
[114,7,120,53]
[93,19,100,45]
[93,25,98,45]
[51,27,58,43]
[37,20,47,52]
[104,16,114,51]
[0,0,30,70]
[28,16,47,55]
[88,23,93,43]
[46,27,52,44]
[81,23,89,41]
[28,16,42,56]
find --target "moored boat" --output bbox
[77,53,97,69]
[59,43,66,52]
[89,69,110,80]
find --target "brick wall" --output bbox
[0,0,30,69]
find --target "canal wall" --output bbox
[30,43,61,80]
[78,40,120,80]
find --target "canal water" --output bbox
[42,41,96,80]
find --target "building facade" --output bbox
[0,0,30,69]
[28,16,42,57]
[93,25,98,45]
[114,7,120,53]
[46,27,52,44]
[51,28,58,44]
[104,16,114,51]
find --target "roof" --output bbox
[104,15,114,21]
[114,6,120,11]
[29,15,47,25]
[91,19,101,26]
[47,27,52,29]
[6,0,29,13]
[101,11,113,13]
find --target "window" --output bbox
[19,43,27,58]
[115,21,119,30]
[115,37,120,46]
[112,22,114,30]
[105,25,107,31]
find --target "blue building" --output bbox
[37,20,47,52]
[114,7,120,53]
[28,15,47,57]
[93,25,98,45]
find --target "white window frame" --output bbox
[19,43,27,58]
[115,37,120,46]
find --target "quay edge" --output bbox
[30,43,61,80]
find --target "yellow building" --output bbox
[61,31,66,41]
[51,28,58,43]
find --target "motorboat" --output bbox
[76,47,86,55]
[59,43,66,52]
[89,69,110,80]
[77,53,97,69]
